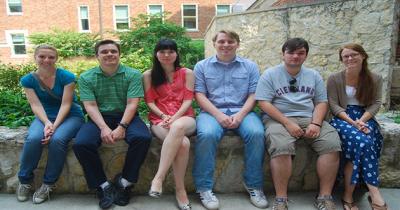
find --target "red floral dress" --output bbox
[144,68,195,125]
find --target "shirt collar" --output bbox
[95,64,125,75]
[211,55,244,64]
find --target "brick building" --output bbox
[0,0,254,63]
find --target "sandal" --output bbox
[368,196,388,210]
[342,199,358,210]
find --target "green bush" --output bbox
[29,29,100,58]
[0,90,34,128]
[120,49,152,73]
[0,63,36,92]
[119,13,204,69]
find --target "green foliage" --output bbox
[0,63,36,92]
[0,90,34,128]
[57,57,98,77]
[119,13,204,69]
[120,49,152,73]
[29,29,100,57]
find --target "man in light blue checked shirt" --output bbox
[192,30,268,210]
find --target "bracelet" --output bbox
[311,122,322,127]
[118,122,128,129]
[160,113,165,119]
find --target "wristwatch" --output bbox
[118,122,128,129]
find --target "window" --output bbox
[148,4,163,16]
[7,0,22,15]
[114,5,130,30]
[79,6,90,32]
[216,5,231,16]
[182,4,198,31]
[5,30,28,56]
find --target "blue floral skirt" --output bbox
[330,105,383,186]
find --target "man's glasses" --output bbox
[289,78,297,92]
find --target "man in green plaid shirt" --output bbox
[73,40,152,209]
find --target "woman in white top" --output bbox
[327,43,387,210]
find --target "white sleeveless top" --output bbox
[345,85,361,105]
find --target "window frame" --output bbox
[181,4,198,31]
[215,4,231,16]
[147,4,164,22]
[78,5,91,32]
[5,30,28,58]
[6,0,23,15]
[113,4,130,31]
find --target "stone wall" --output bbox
[204,0,399,107]
[1,116,400,194]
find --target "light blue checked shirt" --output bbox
[194,55,260,113]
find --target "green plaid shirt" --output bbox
[78,64,143,113]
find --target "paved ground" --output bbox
[0,188,399,210]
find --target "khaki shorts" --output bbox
[264,117,341,158]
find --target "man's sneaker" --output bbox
[113,173,132,206]
[16,183,32,202]
[32,184,55,204]
[199,190,219,210]
[243,183,268,208]
[96,184,115,209]
[272,198,288,210]
[314,195,336,210]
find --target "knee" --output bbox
[243,128,265,144]
[196,127,221,142]
[182,138,191,150]
[25,131,43,145]
[169,121,185,134]
[48,136,70,149]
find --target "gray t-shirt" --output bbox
[255,63,327,120]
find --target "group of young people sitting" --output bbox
[15,30,388,210]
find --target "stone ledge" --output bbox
[1,116,399,194]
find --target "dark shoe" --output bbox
[96,184,114,209]
[113,173,132,206]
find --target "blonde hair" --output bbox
[34,44,58,59]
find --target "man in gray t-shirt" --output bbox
[255,38,341,210]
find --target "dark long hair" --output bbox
[151,39,181,87]
[339,43,376,105]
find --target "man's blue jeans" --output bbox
[18,116,84,185]
[192,111,265,192]
[72,114,152,189]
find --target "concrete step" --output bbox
[1,188,399,210]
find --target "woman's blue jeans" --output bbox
[192,111,266,192]
[18,116,84,184]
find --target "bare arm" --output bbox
[25,88,53,143]
[53,83,74,129]
[84,100,113,144]
[169,69,195,122]
[258,100,304,138]
[304,102,327,138]
[229,94,256,129]
[111,97,140,141]
[25,88,51,125]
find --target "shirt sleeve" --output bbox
[59,69,76,86]
[255,70,275,102]
[183,88,194,100]
[127,70,144,98]
[248,62,260,93]
[20,73,34,89]
[78,74,96,101]
[313,72,328,103]
[144,87,158,103]
[194,62,207,93]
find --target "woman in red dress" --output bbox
[143,39,195,210]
